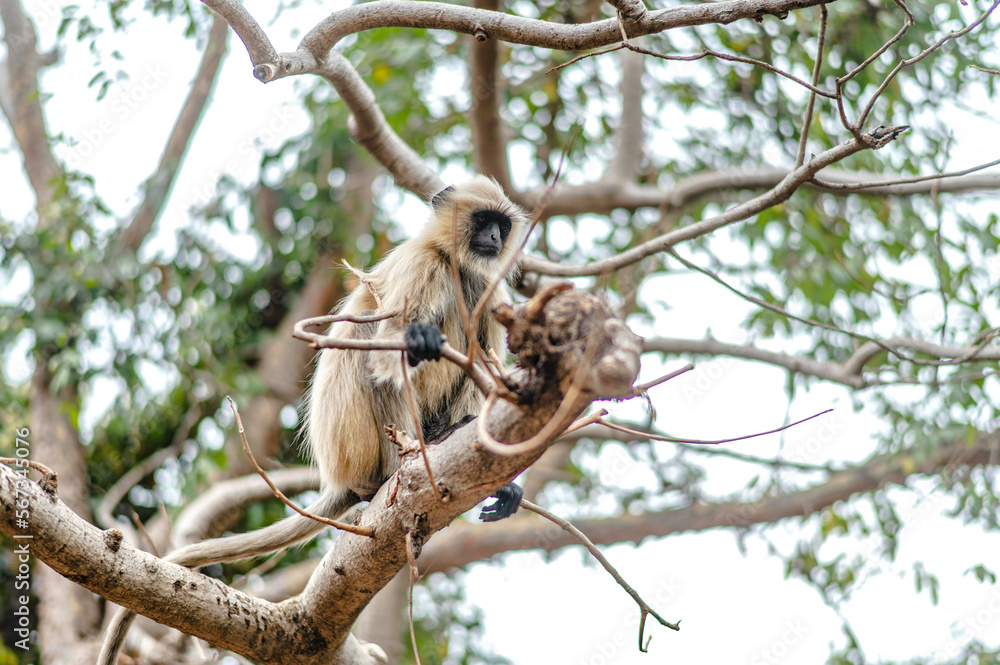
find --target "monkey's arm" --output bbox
[365,265,453,386]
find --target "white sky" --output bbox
[3,1,1000,663]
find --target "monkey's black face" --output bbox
[469,209,512,258]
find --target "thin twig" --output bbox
[295,310,496,393]
[796,4,828,168]
[673,441,835,472]
[563,409,609,436]
[342,259,386,311]
[400,299,442,501]
[296,309,400,334]
[486,347,510,382]
[226,397,374,537]
[597,408,834,445]
[838,0,913,86]
[550,41,836,99]
[0,457,57,493]
[856,0,999,128]
[521,499,680,651]
[546,43,626,73]
[633,363,694,396]
[812,155,1000,190]
[405,532,423,665]
[667,248,996,368]
[130,512,159,557]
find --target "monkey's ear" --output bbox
[430,185,455,211]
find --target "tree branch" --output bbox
[468,0,511,191]
[643,335,1000,389]
[200,0,834,202]
[417,432,1000,573]
[644,336,868,388]
[606,47,645,182]
[521,135,877,276]
[298,0,830,55]
[30,366,100,664]
[0,0,60,213]
[0,463,381,665]
[116,13,230,252]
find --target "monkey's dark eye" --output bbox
[472,209,511,239]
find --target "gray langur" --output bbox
[99,175,528,665]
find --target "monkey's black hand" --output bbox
[479,482,523,522]
[405,322,443,367]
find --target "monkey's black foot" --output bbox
[405,322,443,367]
[479,482,523,522]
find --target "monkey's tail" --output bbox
[98,489,357,665]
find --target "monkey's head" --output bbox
[428,176,529,278]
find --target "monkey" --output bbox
[99,176,529,665]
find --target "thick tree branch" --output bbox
[0,464,381,665]
[522,135,877,276]
[519,165,1000,217]
[117,14,230,252]
[643,335,1000,389]
[644,337,869,389]
[468,0,511,191]
[298,0,830,55]
[30,366,99,665]
[201,0,444,199]
[417,432,1000,573]
[842,336,1000,375]
[607,47,645,182]
[0,0,60,213]
[199,0,833,202]
[317,50,443,199]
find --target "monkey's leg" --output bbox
[423,414,524,522]
[479,483,524,522]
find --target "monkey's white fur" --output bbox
[99,176,527,665]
